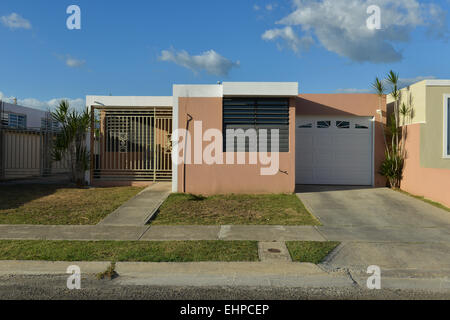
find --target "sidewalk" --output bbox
[1,223,449,242]
[0,224,326,241]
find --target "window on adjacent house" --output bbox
[1,112,8,127]
[8,113,26,128]
[41,118,60,131]
[223,98,290,152]
[447,98,450,157]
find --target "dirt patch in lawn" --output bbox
[151,193,320,225]
[0,184,145,225]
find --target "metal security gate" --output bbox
[92,108,172,182]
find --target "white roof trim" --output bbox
[86,96,173,108]
[173,84,223,97]
[425,80,450,87]
[222,82,298,96]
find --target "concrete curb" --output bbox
[0,260,448,290]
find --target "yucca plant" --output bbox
[380,149,404,189]
[372,77,388,153]
[375,71,412,188]
[51,100,91,186]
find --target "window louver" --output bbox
[223,98,290,152]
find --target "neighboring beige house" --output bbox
[388,80,450,207]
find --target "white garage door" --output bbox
[296,116,373,185]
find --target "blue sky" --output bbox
[0,0,449,110]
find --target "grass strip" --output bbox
[0,240,259,262]
[153,193,320,225]
[286,241,340,264]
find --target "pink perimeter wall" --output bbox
[401,123,450,207]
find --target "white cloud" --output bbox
[0,92,84,111]
[398,75,436,88]
[336,75,437,94]
[266,4,273,11]
[0,13,31,30]
[56,54,86,68]
[253,4,261,11]
[262,0,448,63]
[262,26,313,52]
[65,56,85,68]
[159,49,240,76]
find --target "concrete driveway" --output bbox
[296,186,450,279]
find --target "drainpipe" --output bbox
[183,113,193,193]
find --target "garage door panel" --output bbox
[296,116,373,186]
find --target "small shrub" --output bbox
[96,262,118,280]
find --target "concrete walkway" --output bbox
[98,182,171,226]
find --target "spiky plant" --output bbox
[51,100,91,186]
[377,71,413,189]
[372,77,388,153]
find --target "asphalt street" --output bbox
[0,274,449,300]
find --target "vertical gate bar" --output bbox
[142,115,145,172]
[127,115,130,172]
[149,115,151,173]
[133,115,136,171]
[144,115,147,172]
[153,109,156,182]
[122,115,125,171]
[158,117,161,179]
[126,115,128,171]
[125,115,128,172]
[164,118,167,171]
[139,116,142,171]
[149,115,154,170]
[142,116,144,172]
[163,118,166,172]
[160,118,163,173]
[100,111,104,172]
[90,108,95,183]
[166,118,169,170]
[131,115,134,171]
[157,117,160,177]
[161,118,164,172]
[110,116,113,171]
[107,114,110,170]
[141,116,144,172]
[110,115,113,171]
[163,118,166,171]
[120,115,123,171]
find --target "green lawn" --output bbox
[0,185,145,225]
[152,193,320,225]
[0,240,259,262]
[286,241,340,264]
